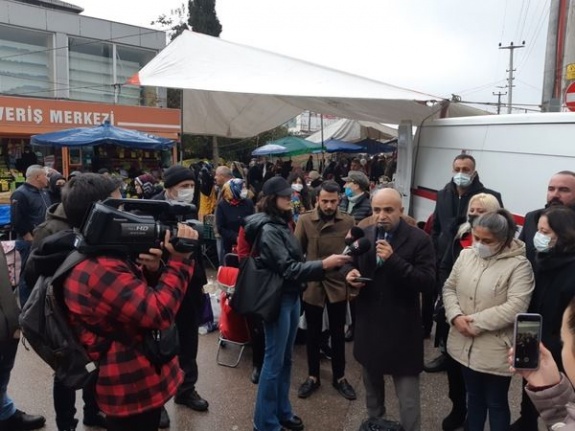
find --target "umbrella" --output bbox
[252,143,287,156]
[267,136,320,156]
[355,138,397,155]
[324,139,364,153]
[31,120,174,151]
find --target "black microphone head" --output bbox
[348,237,371,256]
[345,226,365,246]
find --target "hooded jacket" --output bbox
[443,239,534,376]
[526,374,575,431]
[243,212,324,294]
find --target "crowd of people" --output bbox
[3,150,575,431]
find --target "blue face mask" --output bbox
[344,187,354,198]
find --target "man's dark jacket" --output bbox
[342,219,436,375]
[432,175,503,260]
[10,182,50,238]
[339,192,372,223]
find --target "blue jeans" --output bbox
[0,339,18,421]
[253,293,300,431]
[461,366,511,431]
[15,239,31,307]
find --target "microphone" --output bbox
[343,226,365,254]
[376,225,388,242]
[344,237,371,256]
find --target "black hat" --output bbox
[163,165,196,189]
[262,176,292,197]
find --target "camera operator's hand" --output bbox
[137,248,163,273]
[163,224,198,259]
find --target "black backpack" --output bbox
[20,250,101,389]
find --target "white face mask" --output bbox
[177,188,194,203]
[533,232,552,253]
[453,172,472,188]
[292,183,303,192]
[240,189,249,199]
[473,242,499,259]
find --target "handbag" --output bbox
[230,229,283,322]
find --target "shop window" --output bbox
[115,45,157,106]
[69,37,114,103]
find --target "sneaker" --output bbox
[0,409,46,431]
[159,406,170,429]
[297,377,320,399]
[333,378,357,400]
[174,390,209,411]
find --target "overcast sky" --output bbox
[73,0,550,114]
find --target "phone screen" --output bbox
[513,314,542,370]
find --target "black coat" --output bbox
[344,219,436,375]
[529,252,575,369]
[339,192,372,223]
[215,199,255,255]
[431,176,503,261]
[243,213,324,294]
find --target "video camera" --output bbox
[75,198,200,257]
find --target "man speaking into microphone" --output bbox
[294,180,357,401]
[343,188,436,431]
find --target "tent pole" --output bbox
[320,114,325,173]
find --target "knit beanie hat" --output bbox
[163,165,196,189]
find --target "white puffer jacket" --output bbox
[443,239,535,376]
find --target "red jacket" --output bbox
[64,255,194,417]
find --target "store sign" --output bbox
[0,95,180,138]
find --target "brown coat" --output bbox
[294,208,355,307]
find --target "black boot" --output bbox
[0,410,46,431]
[442,407,466,431]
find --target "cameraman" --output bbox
[152,165,209,426]
[63,221,197,431]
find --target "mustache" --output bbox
[545,198,564,208]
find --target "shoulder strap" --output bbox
[52,251,88,283]
[249,225,266,257]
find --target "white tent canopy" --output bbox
[129,31,487,138]
[306,119,398,144]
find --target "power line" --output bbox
[499,41,526,113]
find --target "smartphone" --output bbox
[353,277,372,283]
[513,313,543,370]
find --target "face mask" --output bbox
[291,183,303,192]
[473,242,498,259]
[177,188,194,203]
[453,172,472,188]
[468,214,479,225]
[344,187,354,198]
[533,232,552,253]
[240,189,249,199]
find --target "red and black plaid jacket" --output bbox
[63,255,194,417]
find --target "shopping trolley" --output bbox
[216,253,251,367]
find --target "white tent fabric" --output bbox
[306,119,398,144]
[129,31,488,138]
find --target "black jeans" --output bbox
[53,376,99,430]
[304,300,346,381]
[247,315,265,368]
[107,407,161,431]
[175,292,200,397]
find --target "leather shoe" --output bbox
[0,409,46,431]
[175,390,209,411]
[423,353,448,373]
[344,325,354,342]
[441,408,466,430]
[158,406,170,429]
[250,366,261,384]
[83,411,107,428]
[297,377,320,398]
[279,415,304,431]
[333,378,357,400]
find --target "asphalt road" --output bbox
[9,324,534,431]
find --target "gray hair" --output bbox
[217,166,233,178]
[474,209,517,248]
[25,164,44,179]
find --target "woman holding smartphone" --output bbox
[443,209,535,431]
[513,205,575,430]
[510,296,575,430]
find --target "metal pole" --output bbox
[499,42,525,114]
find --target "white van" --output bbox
[394,112,575,227]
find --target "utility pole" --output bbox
[499,41,525,113]
[492,91,507,114]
